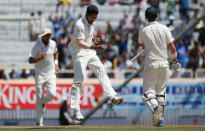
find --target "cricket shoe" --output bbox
[107,96,123,106]
[153,117,164,127]
[152,105,163,126]
[156,119,164,127]
[73,111,84,121]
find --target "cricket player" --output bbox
[29,28,59,126]
[138,7,180,127]
[69,5,123,121]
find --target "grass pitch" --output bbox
[0,125,205,131]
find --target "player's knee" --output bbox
[98,67,106,75]
[72,83,82,88]
[36,97,42,104]
[142,92,158,112]
[71,83,82,95]
[48,91,56,99]
[156,94,166,106]
[36,97,44,106]
[74,76,84,84]
[36,92,43,100]
[50,91,56,98]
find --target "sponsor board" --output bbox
[111,82,205,109]
[0,83,103,109]
[1,82,205,110]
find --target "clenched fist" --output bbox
[96,45,105,50]
[93,38,101,44]
[91,44,105,51]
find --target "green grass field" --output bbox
[0,125,205,131]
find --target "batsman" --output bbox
[68,5,123,121]
[138,7,181,127]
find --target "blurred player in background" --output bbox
[138,6,180,127]
[59,96,80,125]
[29,28,59,126]
[68,5,123,121]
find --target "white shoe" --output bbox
[73,111,84,121]
[152,105,163,126]
[36,104,45,126]
[107,96,123,106]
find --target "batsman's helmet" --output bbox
[145,6,157,21]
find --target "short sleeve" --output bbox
[54,41,58,53]
[165,27,174,44]
[29,44,37,58]
[138,30,144,44]
[74,23,85,40]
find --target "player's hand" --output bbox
[96,45,105,51]
[168,26,174,32]
[42,53,47,59]
[170,60,181,73]
[93,38,101,44]
[55,64,59,72]
[38,53,47,61]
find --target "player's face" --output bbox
[86,14,98,25]
[42,34,51,45]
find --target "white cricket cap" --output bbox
[38,28,52,37]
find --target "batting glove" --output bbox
[170,60,181,73]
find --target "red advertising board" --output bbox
[0,83,103,110]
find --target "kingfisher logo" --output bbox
[0,83,103,110]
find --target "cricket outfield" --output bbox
[0,125,205,131]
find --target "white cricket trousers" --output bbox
[35,74,56,124]
[143,67,169,95]
[70,53,117,111]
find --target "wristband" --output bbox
[54,60,58,65]
[39,55,43,60]
[171,52,177,58]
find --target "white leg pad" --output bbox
[142,93,158,113]
[156,94,166,106]
[156,94,166,119]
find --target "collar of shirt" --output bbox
[147,21,158,25]
[82,17,92,30]
[39,38,50,48]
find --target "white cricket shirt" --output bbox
[69,17,96,56]
[30,38,57,76]
[138,21,174,68]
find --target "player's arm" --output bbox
[167,28,181,73]
[168,41,181,73]
[168,42,177,61]
[75,22,105,50]
[53,42,59,72]
[74,23,97,49]
[29,45,46,63]
[54,51,59,72]
[166,26,177,61]
[138,30,144,46]
[77,39,105,50]
[77,39,94,49]
[29,54,46,63]
[54,51,58,61]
